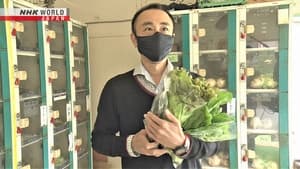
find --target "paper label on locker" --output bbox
[246,25,255,34]
[278,8,289,25]
[227,98,236,116]
[16,71,27,80]
[49,71,58,79]
[40,105,48,126]
[75,138,82,146]
[53,110,60,119]
[66,103,72,121]
[71,36,79,44]
[19,118,29,128]
[53,149,61,158]
[73,71,80,78]
[198,28,206,37]
[68,133,74,151]
[74,105,81,112]
[245,109,255,117]
[246,150,256,159]
[15,22,24,32]
[86,95,90,112]
[47,30,56,39]
[246,68,255,76]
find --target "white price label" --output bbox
[53,149,61,158]
[246,68,255,76]
[75,138,82,146]
[71,36,79,44]
[40,105,48,126]
[245,109,255,118]
[74,105,81,112]
[16,71,27,80]
[66,103,72,121]
[15,22,24,32]
[47,30,56,39]
[246,25,255,34]
[19,118,29,128]
[247,150,256,159]
[52,110,60,119]
[49,71,58,79]
[198,28,206,37]
[73,71,80,78]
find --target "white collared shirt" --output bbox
[133,59,173,95]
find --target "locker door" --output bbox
[53,129,70,168]
[72,25,86,91]
[72,24,91,168]
[77,122,89,169]
[16,21,44,169]
[242,4,290,169]
[196,9,238,169]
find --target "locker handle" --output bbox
[71,36,79,47]
[75,138,82,151]
[17,127,22,134]
[72,71,80,82]
[46,30,56,43]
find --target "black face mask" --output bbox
[136,32,174,62]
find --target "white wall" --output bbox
[87,9,140,169]
[88,22,140,123]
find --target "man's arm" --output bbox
[91,80,129,157]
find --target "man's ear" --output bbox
[130,33,137,48]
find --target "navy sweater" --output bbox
[92,70,219,169]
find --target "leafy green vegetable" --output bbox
[150,68,236,167]
[151,67,236,142]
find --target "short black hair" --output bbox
[131,3,175,36]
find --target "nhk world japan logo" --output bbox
[0,8,70,21]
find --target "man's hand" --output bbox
[132,129,168,157]
[144,110,185,149]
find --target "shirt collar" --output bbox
[133,59,174,85]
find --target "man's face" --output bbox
[134,9,174,37]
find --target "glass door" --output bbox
[48,21,71,168]
[196,9,237,169]
[77,122,89,169]
[72,24,90,167]
[244,4,289,169]
[16,21,43,169]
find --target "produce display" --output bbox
[250,74,277,89]
[206,151,229,167]
[206,78,226,88]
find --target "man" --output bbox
[92,3,219,169]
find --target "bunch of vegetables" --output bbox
[151,67,236,142]
[250,74,278,89]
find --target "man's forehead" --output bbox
[141,21,171,26]
[136,9,173,24]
